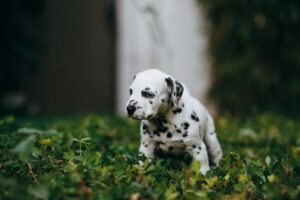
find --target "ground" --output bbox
[0,114,300,199]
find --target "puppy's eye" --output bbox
[129,89,133,95]
[141,91,155,98]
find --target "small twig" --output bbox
[47,155,57,169]
[27,162,38,183]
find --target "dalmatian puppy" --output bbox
[126,69,222,174]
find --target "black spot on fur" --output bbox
[210,132,215,135]
[145,144,148,147]
[129,89,132,95]
[153,130,160,137]
[142,123,150,135]
[192,145,196,148]
[161,99,165,103]
[175,81,184,98]
[167,132,172,138]
[160,126,169,133]
[156,126,168,134]
[150,115,167,125]
[173,108,182,114]
[198,146,202,150]
[165,77,177,107]
[169,146,174,151]
[133,75,136,80]
[150,116,168,134]
[197,152,200,154]
[191,111,199,122]
[182,122,190,130]
[176,129,182,133]
[142,123,148,130]
[182,133,188,137]
[149,101,153,104]
[165,77,174,88]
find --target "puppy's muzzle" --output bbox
[127,105,136,116]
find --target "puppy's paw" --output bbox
[138,159,153,167]
[200,165,210,175]
[138,160,144,166]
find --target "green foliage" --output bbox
[0,114,300,199]
[199,0,300,115]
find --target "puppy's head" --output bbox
[126,69,184,120]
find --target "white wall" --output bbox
[116,0,211,115]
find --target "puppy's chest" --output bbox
[144,118,195,151]
[148,122,182,140]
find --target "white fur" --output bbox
[126,69,222,174]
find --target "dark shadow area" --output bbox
[0,0,116,115]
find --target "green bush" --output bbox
[199,0,300,115]
[0,115,300,199]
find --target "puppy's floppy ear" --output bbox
[165,76,184,107]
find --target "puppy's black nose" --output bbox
[127,105,136,116]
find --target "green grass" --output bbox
[0,114,300,199]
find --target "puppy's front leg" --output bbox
[138,137,156,159]
[190,141,210,174]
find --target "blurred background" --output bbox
[0,0,299,116]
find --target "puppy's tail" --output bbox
[203,114,223,167]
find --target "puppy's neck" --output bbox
[148,114,167,124]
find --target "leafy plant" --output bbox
[0,114,300,199]
[199,0,300,115]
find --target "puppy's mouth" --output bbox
[128,112,156,120]
[128,115,142,120]
[129,115,152,120]
[126,107,159,120]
